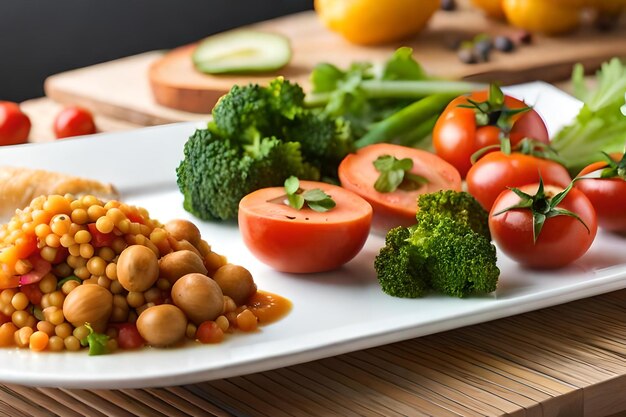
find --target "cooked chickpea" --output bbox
[171,273,223,325]
[116,245,159,292]
[136,304,187,347]
[212,264,257,305]
[158,250,208,285]
[62,284,113,332]
[164,219,201,247]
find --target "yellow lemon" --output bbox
[503,0,581,35]
[314,0,440,45]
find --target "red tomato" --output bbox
[489,183,597,269]
[20,284,43,305]
[116,324,145,349]
[87,223,115,248]
[466,151,572,210]
[238,180,372,273]
[338,143,461,232]
[53,106,97,139]
[196,321,224,344]
[0,101,31,146]
[575,154,626,232]
[433,91,549,177]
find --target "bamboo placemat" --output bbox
[0,290,625,417]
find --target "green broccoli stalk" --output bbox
[306,47,486,148]
[374,191,499,298]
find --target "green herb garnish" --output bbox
[80,323,110,356]
[284,176,336,212]
[57,275,81,289]
[373,155,428,193]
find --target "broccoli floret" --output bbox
[416,190,491,240]
[285,113,354,178]
[176,129,319,221]
[374,226,428,298]
[211,77,307,143]
[178,77,357,220]
[410,217,499,298]
[374,190,499,298]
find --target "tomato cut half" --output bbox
[238,181,372,273]
[338,143,461,232]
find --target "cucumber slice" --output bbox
[192,30,292,75]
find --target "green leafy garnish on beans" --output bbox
[284,176,336,212]
[373,155,428,193]
[80,323,110,356]
[56,275,81,289]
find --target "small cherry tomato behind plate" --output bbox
[238,180,372,273]
[0,101,31,146]
[54,106,97,139]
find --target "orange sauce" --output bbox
[247,290,292,325]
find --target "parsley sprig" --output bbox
[373,155,428,193]
[284,176,336,212]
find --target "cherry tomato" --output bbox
[53,106,97,139]
[0,101,31,146]
[238,180,372,273]
[433,90,549,177]
[196,321,224,344]
[466,151,572,210]
[575,153,626,232]
[116,323,145,349]
[338,143,461,232]
[489,183,597,269]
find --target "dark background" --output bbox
[0,1,313,102]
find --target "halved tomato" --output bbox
[238,180,372,273]
[338,143,461,232]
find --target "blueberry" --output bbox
[474,39,492,62]
[458,48,477,64]
[494,36,515,52]
[441,0,457,11]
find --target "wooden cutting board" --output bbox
[44,5,626,125]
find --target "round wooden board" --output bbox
[148,43,296,113]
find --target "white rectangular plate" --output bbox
[0,82,624,389]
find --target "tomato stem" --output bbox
[492,177,590,243]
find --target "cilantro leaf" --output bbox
[283,176,336,212]
[373,155,428,193]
